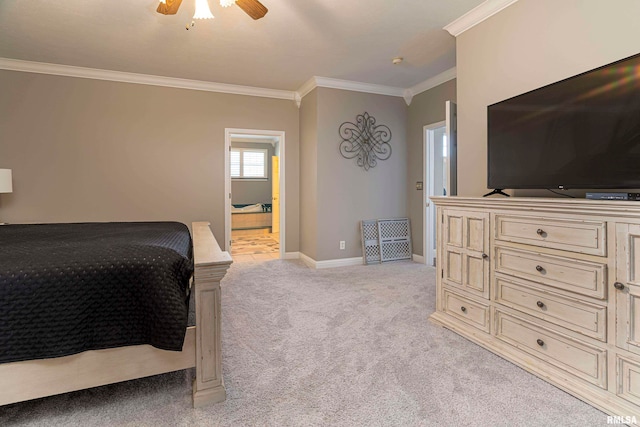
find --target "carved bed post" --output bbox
[191,222,232,408]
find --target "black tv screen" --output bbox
[488,52,640,190]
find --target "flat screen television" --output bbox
[487,52,640,190]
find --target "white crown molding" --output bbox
[295,76,406,106]
[1,57,455,108]
[402,91,414,107]
[403,67,457,105]
[297,70,456,107]
[315,76,405,98]
[296,77,319,103]
[444,0,520,37]
[409,67,457,97]
[0,58,297,101]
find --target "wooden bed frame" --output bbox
[0,221,232,408]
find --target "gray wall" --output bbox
[231,141,274,205]
[0,70,300,251]
[406,79,456,256]
[299,88,319,260]
[314,88,408,261]
[456,0,640,196]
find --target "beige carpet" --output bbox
[1,260,607,426]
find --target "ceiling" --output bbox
[0,0,485,92]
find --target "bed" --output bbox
[0,221,231,408]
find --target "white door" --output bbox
[424,122,446,266]
[445,101,457,196]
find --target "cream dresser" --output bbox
[430,197,640,422]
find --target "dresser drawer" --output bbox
[494,246,606,299]
[494,310,607,388]
[442,287,490,333]
[494,214,606,256]
[494,274,606,341]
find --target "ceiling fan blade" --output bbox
[236,0,268,20]
[157,0,183,15]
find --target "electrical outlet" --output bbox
[339,241,346,250]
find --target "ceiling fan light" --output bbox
[193,0,214,19]
[220,0,235,7]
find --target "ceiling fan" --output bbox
[157,0,268,20]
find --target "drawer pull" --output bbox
[536,301,545,308]
[536,339,544,347]
[460,306,467,313]
[614,282,625,291]
[482,253,488,259]
[536,228,545,236]
[535,265,544,272]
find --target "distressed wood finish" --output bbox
[442,209,490,298]
[617,355,640,407]
[494,214,606,256]
[442,286,490,333]
[430,197,640,424]
[494,309,607,388]
[494,274,607,341]
[0,221,231,409]
[0,328,196,406]
[494,246,607,299]
[191,221,232,407]
[615,223,640,357]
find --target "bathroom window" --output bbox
[231,148,268,179]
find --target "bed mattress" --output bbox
[0,222,194,364]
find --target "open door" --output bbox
[424,122,446,266]
[445,101,457,196]
[271,156,280,234]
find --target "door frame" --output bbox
[445,100,457,196]
[423,121,445,266]
[224,128,286,259]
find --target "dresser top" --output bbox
[430,196,640,217]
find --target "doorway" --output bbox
[423,101,457,266]
[224,129,285,260]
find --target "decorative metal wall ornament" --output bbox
[339,112,392,171]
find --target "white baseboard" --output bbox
[316,257,363,269]
[412,254,425,264]
[299,253,364,269]
[283,252,300,260]
[299,253,316,268]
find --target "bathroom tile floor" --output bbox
[231,233,280,261]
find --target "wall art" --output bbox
[339,112,392,171]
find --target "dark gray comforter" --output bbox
[0,222,194,364]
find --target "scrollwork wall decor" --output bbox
[339,112,392,171]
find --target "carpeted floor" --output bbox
[1,260,608,426]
